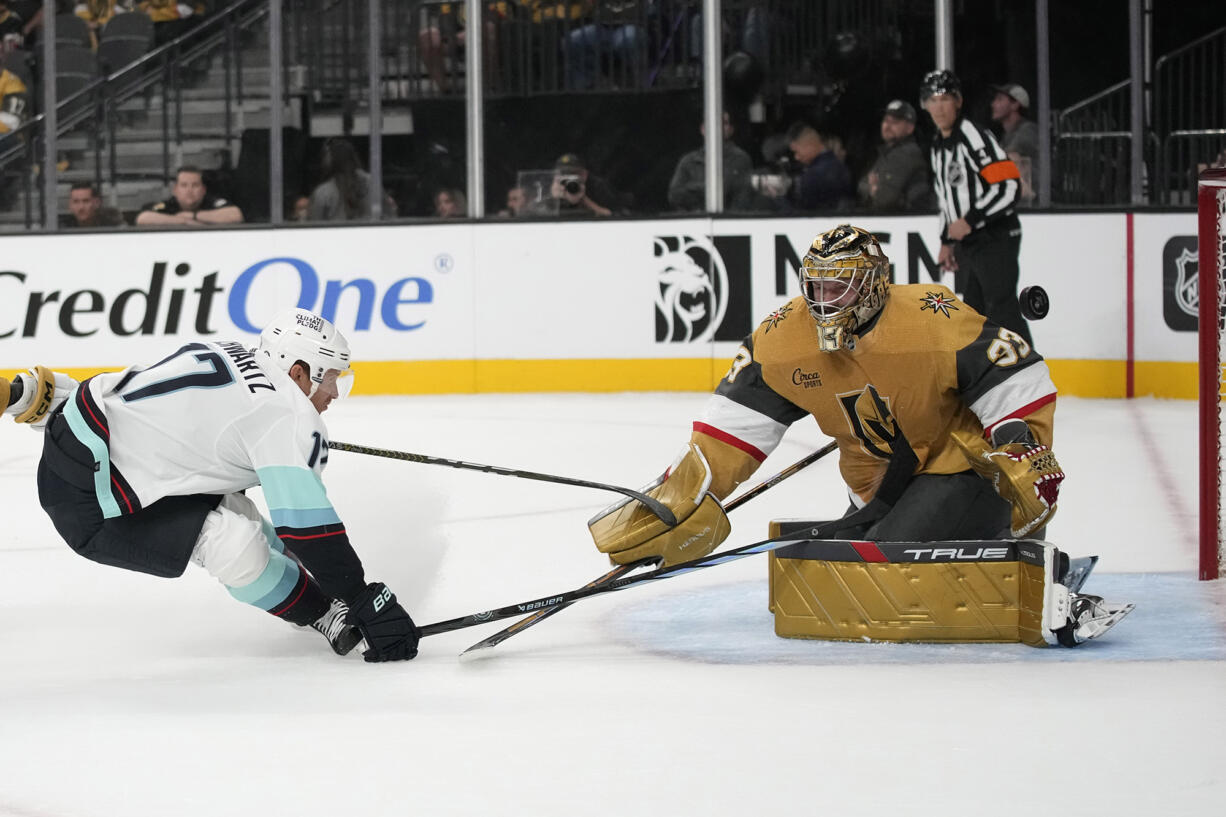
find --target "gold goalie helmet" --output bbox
[798,224,890,351]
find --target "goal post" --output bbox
[1199,167,1226,580]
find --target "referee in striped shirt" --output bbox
[920,70,1032,345]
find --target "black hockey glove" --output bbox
[347,582,420,663]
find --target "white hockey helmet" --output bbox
[798,224,890,352]
[257,307,353,397]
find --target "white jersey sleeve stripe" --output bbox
[696,393,789,462]
[960,119,990,152]
[967,360,1057,431]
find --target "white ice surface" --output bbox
[1,393,1223,816]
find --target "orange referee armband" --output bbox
[981,159,1021,185]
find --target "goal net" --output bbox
[1200,167,1226,580]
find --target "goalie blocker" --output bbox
[766,520,1133,647]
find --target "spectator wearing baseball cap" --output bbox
[990,83,1039,203]
[524,152,626,218]
[857,99,933,212]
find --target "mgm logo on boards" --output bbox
[653,235,751,343]
[652,230,947,344]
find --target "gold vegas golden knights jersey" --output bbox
[689,284,1057,507]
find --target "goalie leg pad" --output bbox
[766,531,1131,647]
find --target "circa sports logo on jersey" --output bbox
[654,235,751,342]
[1162,236,1198,332]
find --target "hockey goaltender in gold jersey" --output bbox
[590,224,1132,647]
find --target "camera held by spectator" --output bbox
[555,174,586,201]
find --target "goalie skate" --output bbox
[1055,593,1135,647]
[311,600,364,656]
[1062,555,1098,593]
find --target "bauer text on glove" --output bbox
[346,582,420,662]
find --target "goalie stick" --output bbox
[330,440,677,525]
[459,441,839,657]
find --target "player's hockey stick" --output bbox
[458,441,840,657]
[329,440,678,525]
[420,526,833,638]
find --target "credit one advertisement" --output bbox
[0,212,1198,375]
[0,224,476,366]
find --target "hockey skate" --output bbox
[1062,555,1098,593]
[311,599,364,656]
[1055,593,1135,647]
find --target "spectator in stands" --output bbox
[289,193,310,222]
[0,56,29,137]
[135,165,243,226]
[497,185,525,217]
[563,0,645,90]
[417,2,507,95]
[4,1,44,50]
[138,0,198,47]
[1198,147,1226,174]
[786,122,853,212]
[858,99,933,212]
[0,1,25,54]
[686,2,771,73]
[75,0,131,50]
[990,83,1039,203]
[525,152,622,217]
[307,138,395,222]
[433,187,467,218]
[64,182,124,227]
[667,110,759,213]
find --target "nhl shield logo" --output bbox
[1162,236,1199,332]
[947,161,966,188]
[1174,248,1197,315]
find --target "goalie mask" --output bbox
[257,308,353,398]
[798,224,889,352]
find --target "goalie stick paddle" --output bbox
[450,441,841,654]
[459,441,839,657]
[330,440,678,526]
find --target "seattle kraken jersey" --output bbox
[690,285,1057,506]
[62,340,365,600]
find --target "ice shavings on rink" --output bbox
[607,572,1226,665]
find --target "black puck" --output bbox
[1019,285,1050,321]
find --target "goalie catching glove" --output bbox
[3,366,79,428]
[951,424,1065,537]
[588,443,731,567]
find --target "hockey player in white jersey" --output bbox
[0,308,419,662]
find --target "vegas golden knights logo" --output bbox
[838,385,899,459]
